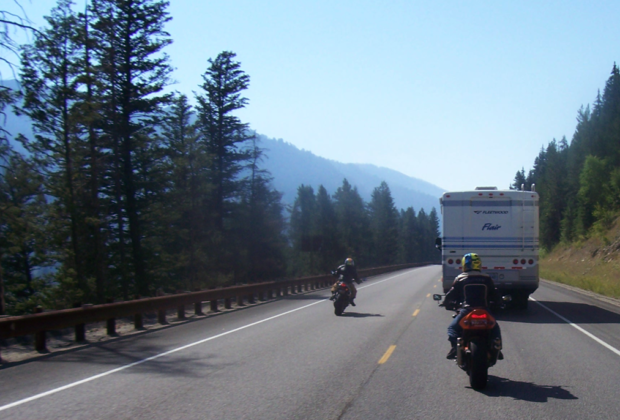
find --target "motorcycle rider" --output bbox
[330,258,361,306]
[442,253,503,360]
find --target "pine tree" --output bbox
[315,185,342,272]
[539,139,569,250]
[237,137,287,282]
[158,93,211,290]
[74,5,108,302]
[333,179,370,266]
[195,51,253,278]
[289,185,317,275]
[399,207,420,263]
[0,148,51,314]
[599,64,620,167]
[511,168,527,190]
[18,0,90,299]
[416,208,431,261]
[577,155,612,233]
[368,181,399,266]
[427,208,441,262]
[89,0,173,297]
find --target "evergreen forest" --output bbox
[0,0,440,315]
[512,64,620,252]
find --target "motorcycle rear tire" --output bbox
[334,299,346,316]
[469,340,488,390]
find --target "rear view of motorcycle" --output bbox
[434,294,508,390]
[331,281,351,316]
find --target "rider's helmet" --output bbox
[344,258,354,267]
[462,253,481,272]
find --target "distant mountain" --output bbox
[1,79,444,212]
[256,135,444,212]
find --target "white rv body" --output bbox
[438,187,539,308]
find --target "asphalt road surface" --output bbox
[1,265,619,420]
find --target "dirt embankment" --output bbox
[541,220,620,299]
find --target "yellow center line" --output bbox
[413,309,420,317]
[378,345,397,364]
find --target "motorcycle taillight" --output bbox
[459,309,496,330]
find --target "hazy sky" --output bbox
[3,0,620,192]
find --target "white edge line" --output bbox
[531,297,620,357]
[0,268,417,412]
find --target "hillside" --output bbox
[257,135,444,212]
[541,217,620,299]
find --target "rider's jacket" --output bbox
[333,264,360,284]
[444,271,498,309]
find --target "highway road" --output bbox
[1,265,619,419]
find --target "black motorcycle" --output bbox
[433,293,510,390]
[331,280,352,316]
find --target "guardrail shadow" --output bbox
[495,301,620,325]
[481,375,578,402]
[1,331,230,377]
[0,313,234,371]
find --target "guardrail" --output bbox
[0,263,432,361]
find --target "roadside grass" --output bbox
[541,218,620,300]
[541,259,620,299]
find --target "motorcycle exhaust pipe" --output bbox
[456,337,464,366]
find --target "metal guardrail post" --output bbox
[34,306,47,352]
[134,313,143,329]
[177,305,186,320]
[158,309,167,324]
[210,300,218,312]
[195,301,204,315]
[106,299,116,335]
[224,298,232,309]
[236,295,244,307]
[248,293,255,304]
[75,303,86,342]
[106,317,116,336]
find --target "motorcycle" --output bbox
[433,293,510,390]
[331,280,352,316]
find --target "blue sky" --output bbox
[3,0,620,192]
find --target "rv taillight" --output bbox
[528,259,534,265]
[521,259,526,264]
[513,259,518,265]
[456,259,461,265]
[448,259,454,264]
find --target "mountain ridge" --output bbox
[256,135,444,212]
